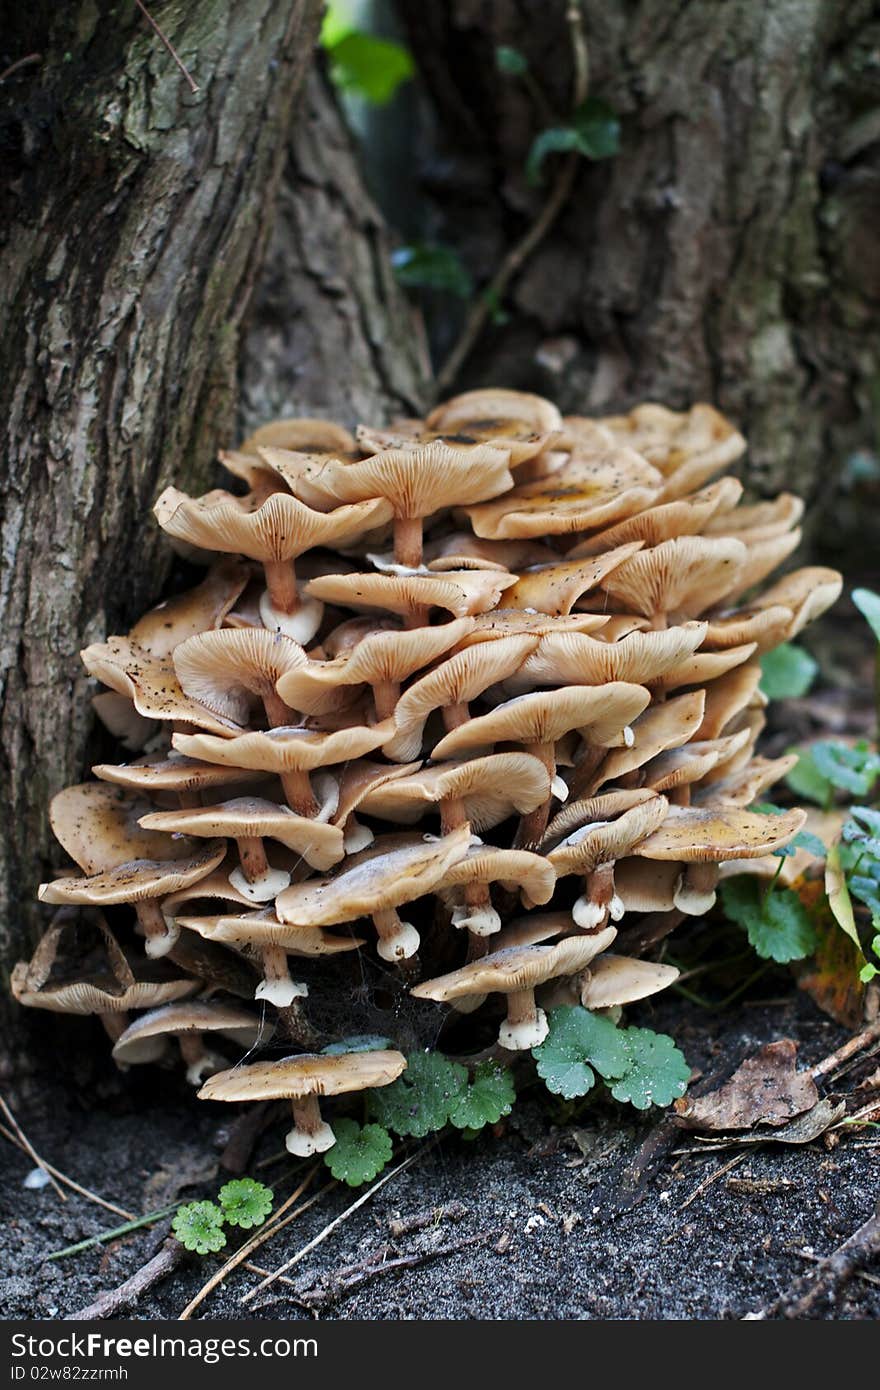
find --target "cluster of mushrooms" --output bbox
[14,389,842,1157]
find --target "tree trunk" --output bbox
[0,2,330,1014]
[398,0,880,514]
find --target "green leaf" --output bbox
[391,243,473,297]
[571,97,622,159]
[860,962,879,983]
[172,1201,226,1255]
[526,126,583,184]
[811,741,880,797]
[609,1028,690,1110]
[496,45,528,76]
[720,876,817,963]
[483,287,510,325]
[322,1034,394,1055]
[325,1120,393,1187]
[789,829,827,858]
[759,643,818,699]
[532,1006,631,1098]
[785,747,834,806]
[852,587,880,645]
[325,31,414,106]
[217,1179,273,1230]
[448,1062,516,1130]
[825,843,865,960]
[369,1051,467,1137]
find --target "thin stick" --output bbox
[47,1204,180,1260]
[810,1018,880,1080]
[0,1116,130,1219]
[0,53,41,83]
[430,2,588,402]
[746,1200,880,1319]
[241,1142,436,1304]
[178,1167,326,1321]
[291,1232,491,1312]
[135,0,200,93]
[68,1239,183,1321]
[0,1097,66,1202]
[678,1150,750,1212]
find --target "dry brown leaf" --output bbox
[673,1040,819,1131]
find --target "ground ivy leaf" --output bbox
[217,1179,273,1230]
[325,1120,393,1187]
[368,1051,467,1137]
[785,747,834,806]
[325,32,414,106]
[720,876,817,963]
[811,741,880,797]
[610,1028,690,1110]
[172,1201,226,1255]
[759,643,818,699]
[532,1006,631,1098]
[448,1062,516,1130]
[391,243,473,297]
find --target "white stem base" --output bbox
[674,876,718,916]
[551,775,570,802]
[343,817,374,854]
[185,1050,226,1087]
[228,865,292,903]
[255,977,308,1008]
[499,1007,548,1052]
[259,590,324,645]
[573,895,607,931]
[451,903,501,936]
[144,917,180,959]
[285,1120,336,1157]
[366,551,429,577]
[376,919,420,962]
[608,894,626,922]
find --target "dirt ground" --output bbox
[1,991,877,1323]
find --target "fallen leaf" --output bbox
[689,1098,846,1149]
[797,913,866,1029]
[825,843,864,957]
[673,1040,818,1131]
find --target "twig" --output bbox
[241,1141,438,1304]
[47,1204,180,1261]
[678,1150,750,1212]
[134,0,200,93]
[0,53,41,83]
[289,1233,491,1312]
[0,1116,130,1219]
[810,1018,880,1081]
[67,1238,185,1320]
[178,1167,326,1321]
[746,1200,880,1319]
[0,1098,66,1202]
[430,1,589,402]
[388,1200,469,1239]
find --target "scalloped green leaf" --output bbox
[785,747,834,807]
[217,1179,274,1230]
[448,1062,516,1130]
[532,1006,631,1098]
[325,1120,393,1187]
[720,876,817,963]
[172,1201,226,1255]
[759,643,818,699]
[610,1028,690,1110]
[369,1051,467,1137]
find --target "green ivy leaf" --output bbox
[527,97,620,184]
[609,1028,690,1110]
[532,1006,631,1098]
[325,1120,393,1187]
[172,1201,226,1255]
[852,587,880,645]
[391,243,473,297]
[448,1062,516,1130]
[325,31,414,106]
[785,747,834,806]
[811,741,880,797]
[720,876,817,963]
[217,1179,273,1230]
[322,1035,394,1055]
[496,45,528,76]
[369,1051,467,1137]
[759,643,818,699]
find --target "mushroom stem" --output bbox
[669,784,692,806]
[263,559,299,615]
[178,1032,216,1086]
[287,1095,335,1157]
[499,988,548,1051]
[342,814,374,854]
[393,515,423,568]
[567,744,608,801]
[402,604,430,630]
[440,796,469,834]
[262,687,297,729]
[238,835,270,882]
[451,881,502,940]
[229,838,292,903]
[514,740,556,848]
[674,862,719,915]
[136,900,179,959]
[372,908,420,962]
[280,769,320,818]
[573,862,624,932]
[256,944,308,1009]
[176,789,202,810]
[372,679,400,721]
[442,701,470,733]
[100,1012,129,1044]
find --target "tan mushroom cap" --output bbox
[39,839,227,906]
[568,478,742,557]
[594,403,746,496]
[642,729,752,793]
[703,492,804,543]
[127,562,251,658]
[454,610,609,645]
[597,536,748,620]
[696,661,765,739]
[633,804,806,862]
[173,722,392,775]
[503,542,644,615]
[425,387,563,463]
[411,936,607,1002]
[432,683,652,760]
[47,783,199,875]
[547,794,670,875]
[578,954,680,1009]
[161,863,264,913]
[436,846,556,906]
[173,629,310,727]
[139,798,344,872]
[81,637,241,737]
[512,623,707,690]
[464,445,662,538]
[614,857,681,913]
[91,691,157,751]
[11,964,197,1016]
[701,604,795,653]
[694,754,799,807]
[304,569,518,619]
[154,488,392,564]
[648,641,758,694]
[274,618,475,712]
[275,824,472,927]
[724,529,802,602]
[111,1000,265,1066]
[359,752,552,831]
[177,910,365,955]
[751,566,842,637]
[241,417,356,457]
[92,753,264,794]
[384,633,539,762]
[496,913,611,950]
[199,1050,407,1103]
[590,691,707,791]
[424,534,557,571]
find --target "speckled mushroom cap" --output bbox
[111,1000,266,1067]
[593,403,746,498]
[547,793,670,875]
[694,754,800,808]
[138,798,345,872]
[633,804,806,862]
[304,569,518,619]
[452,610,610,645]
[358,753,552,831]
[172,629,307,725]
[431,683,652,760]
[424,386,563,464]
[568,478,742,557]
[47,784,198,875]
[81,637,241,736]
[11,966,197,1015]
[172,723,393,774]
[240,416,356,458]
[274,824,472,928]
[411,936,611,1003]
[127,562,251,657]
[177,910,365,955]
[511,623,707,690]
[39,840,227,907]
[578,955,680,1009]
[198,1050,407,1102]
[436,846,556,907]
[91,753,264,794]
[502,542,644,615]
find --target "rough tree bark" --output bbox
[0,5,428,1027]
[398,0,880,507]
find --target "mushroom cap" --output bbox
[594,403,746,497]
[432,683,651,759]
[703,492,804,543]
[424,534,557,571]
[751,566,842,638]
[425,387,563,463]
[332,759,423,826]
[274,618,475,710]
[140,798,344,871]
[92,753,264,794]
[358,752,552,831]
[579,955,680,1008]
[39,840,227,906]
[642,730,752,792]
[177,911,365,954]
[173,629,307,724]
[696,661,764,739]
[11,963,198,1015]
[241,417,356,457]
[548,793,670,874]
[503,542,644,616]
[154,488,392,563]
[173,722,391,775]
[161,862,266,913]
[634,804,807,862]
[81,638,241,736]
[512,623,708,690]
[111,1000,266,1066]
[568,478,742,557]
[453,610,609,645]
[701,604,795,653]
[598,536,748,619]
[723,529,802,603]
[304,570,518,619]
[198,1049,407,1102]
[648,642,758,694]
[437,846,556,905]
[591,691,707,792]
[48,783,200,874]
[127,562,250,657]
[91,691,157,751]
[411,936,609,1001]
[497,914,614,950]
[275,824,472,927]
[694,754,799,807]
